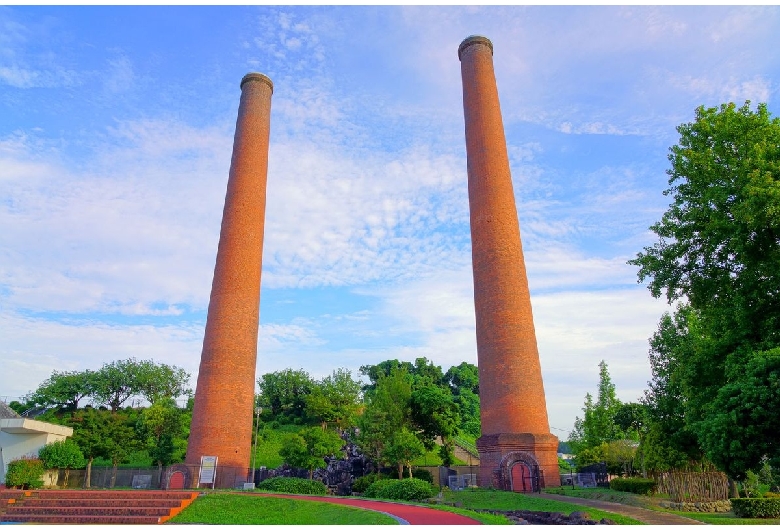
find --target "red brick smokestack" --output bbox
[459,36,560,490]
[186,73,273,483]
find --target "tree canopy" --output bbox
[631,102,780,479]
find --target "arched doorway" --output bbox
[168,471,185,489]
[498,451,543,492]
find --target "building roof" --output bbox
[0,401,21,419]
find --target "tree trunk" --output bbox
[64,467,70,488]
[407,464,413,479]
[86,457,93,489]
[158,461,163,488]
[729,479,739,498]
[309,468,313,480]
[397,463,403,479]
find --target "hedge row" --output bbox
[731,498,780,518]
[609,478,656,495]
[363,478,435,501]
[257,477,328,495]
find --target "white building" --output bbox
[0,402,73,485]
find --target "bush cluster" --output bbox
[363,478,435,501]
[609,477,656,495]
[5,458,45,489]
[257,476,328,495]
[731,498,780,518]
[351,474,381,494]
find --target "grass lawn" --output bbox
[666,510,780,525]
[544,486,655,508]
[544,486,780,525]
[443,488,643,525]
[167,493,399,525]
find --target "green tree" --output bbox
[257,368,314,422]
[25,370,96,411]
[630,102,780,479]
[410,384,460,449]
[38,439,86,487]
[279,427,343,479]
[444,362,480,395]
[569,361,624,452]
[384,428,426,479]
[135,360,191,405]
[138,399,188,481]
[305,368,362,431]
[356,365,413,472]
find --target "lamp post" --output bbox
[251,406,262,484]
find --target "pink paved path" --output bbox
[256,493,482,525]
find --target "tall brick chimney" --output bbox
[459,36,560,490]
[186,73,273,484]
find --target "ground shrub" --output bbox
[257,476,327,495]
[364,478,434,501]
[609,477,656,495]
[731,498,780,518]
[351,473,382,494]
[412,468,433,484]
[5,457,45,489]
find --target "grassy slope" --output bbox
[545,486,780,525]
[167,493,398,525]
[443,488,643,525]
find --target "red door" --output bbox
[169,471,185,489]
[510,463,533,492]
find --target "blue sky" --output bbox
[2,5,779,437]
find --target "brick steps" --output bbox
[0,489,199,524]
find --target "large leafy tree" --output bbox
[257,368,314,421]
[26,370,97,411]
[305,368,362,431]
[38,439,85,487]
[138,398,189,477]
[630,102,780,479]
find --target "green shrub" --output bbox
[764,491,780,498]
[411,468,433,484]
[257,476,327,495]
[609,477,656,495]
[352,474,381,494]
[731,498,780,518]
[364,478,434,501]
[5,457,45,489]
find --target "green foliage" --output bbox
[257,368,314,422]
[412,468,433,484]
[89,358,190,411]
[38,439,85,469]
[137,398,189,467]
[384,428,426,478]
[351,473,381,493]
[257,476,328,495]
[5,457,44,489]
[731,498,780,518]
[278,427,343,479]
[304,368,361,430]
[410,384,460,448]
[363,478,434,501]
[25,370,97,411]
[569,361,626,453]
[609,477,656,495]
[445,362,479,395]
[631,102,780,479]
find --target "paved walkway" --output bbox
[257,493,482,525]
[537,493,706,525]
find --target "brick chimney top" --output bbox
[240,72,273,93]
[458,35,493,61]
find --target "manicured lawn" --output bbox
[167,493,398,525]
[443,488,643,525]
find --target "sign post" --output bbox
[199,456,218,489]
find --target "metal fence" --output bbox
[44,464,255,490]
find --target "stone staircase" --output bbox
[0,489,199,524]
